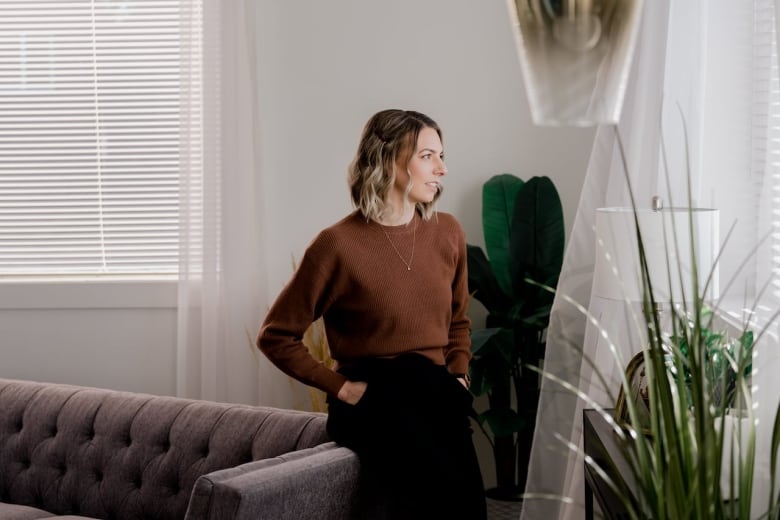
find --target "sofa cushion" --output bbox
[0,501,98,519]
[0,378,329,520]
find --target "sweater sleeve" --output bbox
[444,219,472,375]
[256,237,347,397]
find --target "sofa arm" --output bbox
[185,442,376,520]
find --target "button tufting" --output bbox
[95,470,103,482]
[133,476,142,489]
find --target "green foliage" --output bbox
[467,173,565,495]
[599,126,774,518]
[482,174,526,297]
[665,307,754,411]
[620,261,762,519]
[552,129,780,520]
[468,174,563,331]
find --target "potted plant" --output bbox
[597,223,772,517]
[666,307,754,412]
[467,173,565,500]
[616,307,755,437]
[559,132,780,519]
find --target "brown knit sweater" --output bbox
[257,209,472,397]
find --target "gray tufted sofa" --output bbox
[0,378,369,520]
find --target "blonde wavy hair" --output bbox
[348,109,443,222]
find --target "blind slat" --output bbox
[0,0,201,275]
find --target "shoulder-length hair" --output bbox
[348,109,442,222]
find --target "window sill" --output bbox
[0,276,177,310]
[716,297,777,332]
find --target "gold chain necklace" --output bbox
[380,219,417,271]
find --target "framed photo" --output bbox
[614,350,652,435]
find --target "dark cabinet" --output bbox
[583,408,637,519]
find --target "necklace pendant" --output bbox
[406,266,411,271]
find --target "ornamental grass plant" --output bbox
[527,126,780,519]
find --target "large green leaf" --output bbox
[470,355,510,397]
[478,407,526,437]
[510,176,564,308]
[471,327,515,362]
[466,245,512,313]
[519,303,553,328]
[482,174,525,298]
[466,173,564,479]
[470,328,515,396]
[470,327,505,356]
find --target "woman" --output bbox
[257,109,486,519]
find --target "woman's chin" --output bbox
[412,192,436,204]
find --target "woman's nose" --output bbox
[435,158,447,176]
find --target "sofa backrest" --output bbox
[0,378,329,520]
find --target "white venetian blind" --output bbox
[0,0,202,276]
[769,4,780,302]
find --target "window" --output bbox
[0,0,202,276]
[768,7,780,303]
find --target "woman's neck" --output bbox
[377,205,415,226]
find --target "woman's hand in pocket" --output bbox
[337,380,368,405]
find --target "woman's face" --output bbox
[392,126,447,206]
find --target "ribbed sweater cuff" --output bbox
[447,351,471,376]
[313,367,348,397]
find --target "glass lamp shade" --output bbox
[506,0,645,126]
[592,207,720,303]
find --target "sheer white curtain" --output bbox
[523,0,780,518]
[520,0,714,517]
[177,0,286,406]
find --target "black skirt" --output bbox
[327,353,487,520]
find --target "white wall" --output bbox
[0,281,177,396]
[254,0,595,296]
[0,0,594,484]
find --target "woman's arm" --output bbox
[444,218,472,376]
[257,240,347,397]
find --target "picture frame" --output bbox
[614,350,653,436]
